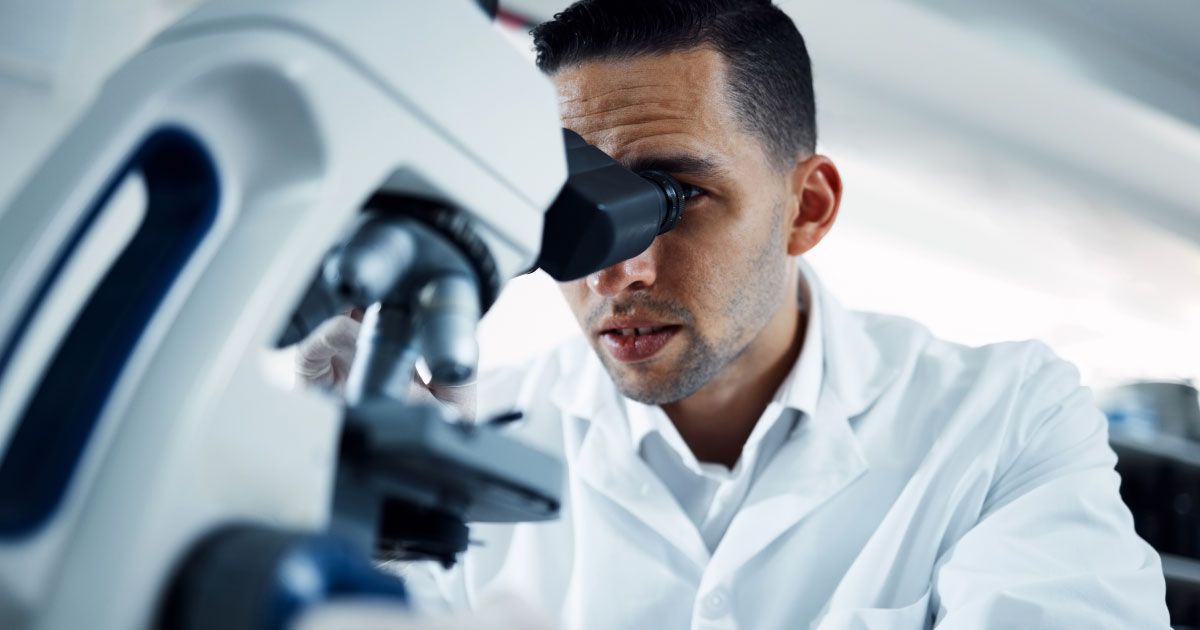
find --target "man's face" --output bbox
[554,47,797,405]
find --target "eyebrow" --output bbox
[621,154,726,179]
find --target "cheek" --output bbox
[557,280,592,323]
[663,204,785,320]
[655,231,735,321]
[668,202,765,281]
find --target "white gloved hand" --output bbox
[294,314,361,392]
[411,378,477,422]
[294,314,477,420]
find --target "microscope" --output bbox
[0,1,695,629]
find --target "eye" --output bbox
[682,183,706,200]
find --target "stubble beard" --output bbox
[605,324,734,405]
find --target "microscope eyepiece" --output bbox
[535,130,702,281]
[637,170,694,235]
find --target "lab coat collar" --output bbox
[782,257,824,418]
[548,338,624,438]
[806,258,895,420]
[703,259,893,579]
[549,335,712,569]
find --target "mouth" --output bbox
[597,324,682,363]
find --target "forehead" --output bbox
[552,48,743,165]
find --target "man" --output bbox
[297,1,1168,627]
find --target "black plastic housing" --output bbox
[536,130,692,281]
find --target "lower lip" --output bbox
[599,327,680,363]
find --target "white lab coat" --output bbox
[404,266,1168,629]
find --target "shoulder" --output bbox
[852,309,1090,456]
[474,336,596,453]
[856,308,1072,398]
[475,336,591,416]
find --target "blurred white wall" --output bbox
[0,0,200,211]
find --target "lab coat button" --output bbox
[700,587,730,619]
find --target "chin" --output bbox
[588,334,703,404]
[608,364,685,405]
[614,381,677,406]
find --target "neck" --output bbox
[661,270,808,468]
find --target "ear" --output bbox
[785,154,843,256]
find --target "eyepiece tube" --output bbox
[637,170,693,235]
[535,130,697,281]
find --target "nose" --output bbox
[586,247,658,298]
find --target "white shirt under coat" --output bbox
[404,260,1168,629]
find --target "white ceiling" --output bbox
[505,0,1200,128]
[916,0,1200,129]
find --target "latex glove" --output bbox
[410,377,477,422]
[294,314,477,420]
[294,314,360,393]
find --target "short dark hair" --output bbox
[531,0,817,168]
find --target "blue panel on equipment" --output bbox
[0,127,220,537]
